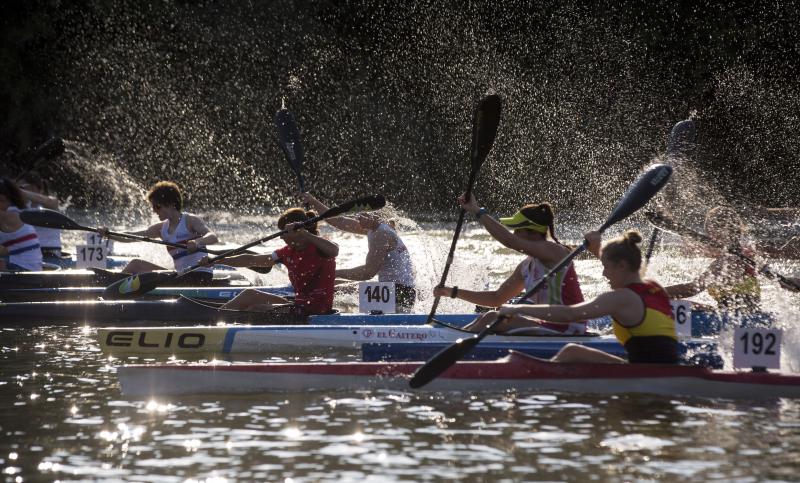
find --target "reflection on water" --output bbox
[2,221,800,481]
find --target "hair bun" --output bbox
[624,230,642,245]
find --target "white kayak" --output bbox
[97,323,624,357]
[116,351,800,400]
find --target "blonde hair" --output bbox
[601,230,643,271]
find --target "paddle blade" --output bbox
[470,95,502,171]
[666,119,696,160]
[320,195,386,219]
[598,164,673,233]
[20,208,84,230]
[275,107,306,191]
[103,272,173,299]
[409,334,482,389]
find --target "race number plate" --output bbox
[670,300,692,338]
[75,244,107,269]
[733,328,782,370]
[358,282,396,314]
[86,233,114,254]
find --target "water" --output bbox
[3,216,800,481]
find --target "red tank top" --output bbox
[275,244,336,314]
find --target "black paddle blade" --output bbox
[409,334,482,389]
[598,164,673,233]
[20,208,84,230]
[321,195,386,219]
[666,120,696,159]
[470,95,502,170]
[102,272,174,299]
[275,107,306,191]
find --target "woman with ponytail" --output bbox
[209,207,339,315]
[484,230,679,364]
[435,193,586,335]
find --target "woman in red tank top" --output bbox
[212,207,339,315]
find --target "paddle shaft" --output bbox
[426,168,479,322]
[426,95,502,324]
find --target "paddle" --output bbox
[275,101,306,195]
[645,210,800,291]
[426,94,502,324]
[409,163,674,388]
[103,194,387,298]
[644,119,696,270]
[19,209,273,273]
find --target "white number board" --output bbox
[670,300,692,338]
[734,328,782,370]
[86,233,114,254]
[75,244,107,269]
[358,282,396,314]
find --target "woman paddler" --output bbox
[486,231,679,364]
[0,177,43,272]
[663,206,761,315]
[99,181,219,284]
[300,192,417,312]
[436,194,586,335]
[18,171,64,265]
[206,207,339,315]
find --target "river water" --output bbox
[2,212,800,481]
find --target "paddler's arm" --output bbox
[497,290,640,324]
[433,264,525,308]
[335,232,390,280]
[288,222,339,258]
[184,214,219,253]
[459,193,566,264]
[299,192,367,235]
[19,188,59,210]
[202,253,275,268]
[96,223,161,243]
[663,282,702,298]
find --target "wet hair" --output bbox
[19,171,49,194]
[601,230,643,271]
[147,181,183,210]
[519,202,562,244]
[0,177,26,209]
[278,207,319,235]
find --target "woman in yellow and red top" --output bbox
[209,207,338,315]
[492,230,678,364]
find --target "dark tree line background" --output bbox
[2,0,799,218]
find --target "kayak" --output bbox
[97,323,613,356]
[97,323,720,368]
[0,267,251,290]
[115,351,800,399]
[360,341,722,368]
[0,289,296,324]
[0,276,258,303]
[48,255,130,270]
[0,292,774,334]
